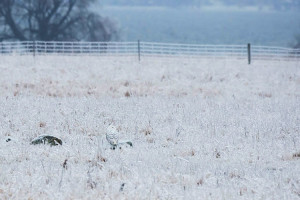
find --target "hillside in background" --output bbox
[99,7,300,47]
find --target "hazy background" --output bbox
[97,0,300,47]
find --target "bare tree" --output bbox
[0,0,118,41]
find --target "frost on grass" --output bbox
[0,56,299,199]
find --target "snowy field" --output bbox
[0,56,299,199]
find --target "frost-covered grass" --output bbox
[0,56,299,199]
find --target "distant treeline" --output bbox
[102,0,300,11]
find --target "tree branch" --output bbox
[1,1,27,40]
[0,0,118,41]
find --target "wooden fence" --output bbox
[0,41,299,63]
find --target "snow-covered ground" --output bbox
[0,55,299,199]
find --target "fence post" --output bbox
[138,40,141,62]
[33,41,36,57]
[247,43,251,64]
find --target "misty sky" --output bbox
[101,0,300,11]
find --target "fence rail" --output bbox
[0,41,299,62]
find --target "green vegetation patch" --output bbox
[31,135,62,146]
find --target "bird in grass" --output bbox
[106,125,119,149]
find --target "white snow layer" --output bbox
[0,56,299,199]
